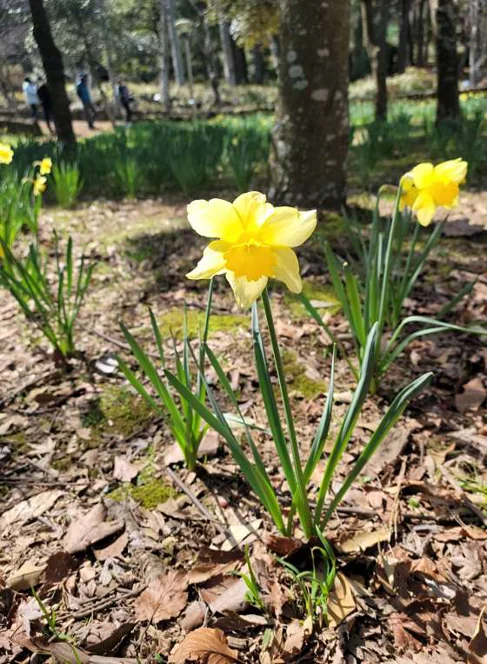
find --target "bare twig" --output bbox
[57,587,144,620]
[163,465,229,539]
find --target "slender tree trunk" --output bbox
[159,0,171,111]
[218,19,237,85]
[270,0,349,209]
[397,0,412,73]
[27,0,75,145]
[362,0,389,120]
[202,16,220,106]
[270,36,280,72]
[436,0,461,122]
[166,0,185,86]
[375,0,389,119]
[253,46,265,84]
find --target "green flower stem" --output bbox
[377,186,402,335]
[261,288,313,539]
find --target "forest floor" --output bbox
[0,190,486,663]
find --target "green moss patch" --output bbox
[108,478,176,509]
[80,385,154,445]
[155,308,247,338]
[282,349,327,399]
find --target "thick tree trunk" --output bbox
[218,19,237,85]
[233,42,248,84]
[397,0,412,73]
[269,0,349,209]
[159,0,171,111]
[165,0,185,86]
[27,0,75,146]
[469,0,487,87]
[436,0,461,122]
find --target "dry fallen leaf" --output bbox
[63,503,124,554]
[113,456,140,482]
[0,489,64,531]
[455,377,486,413]
[327,573,356,628]
[133,570,188,623]
[336,527,390,553]
[181,601,207,633]
[200,575,249,615]
[169,627,240,663]
[283,617,313,659]
[7,561,45,591]
[164,430,220,466]
[218,520,262,551]
[93,530,129,561]
[469,608,487,664]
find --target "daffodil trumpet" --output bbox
[300,159,485,390]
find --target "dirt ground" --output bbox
[0,193,486,663]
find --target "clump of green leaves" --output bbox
[118,282,214,471]
[166,288,432,540]
[0,233,94,359]
[51,162,83,209]
[301,190,485,389]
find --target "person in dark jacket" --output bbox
[76,73,96,129]
[116,78,132,125]
[37,81,54,133]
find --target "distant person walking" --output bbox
[23,77,39,121]
[76,73,96,129]
[116,78,133,125]
[37,81,54,133]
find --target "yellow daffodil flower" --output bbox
[186,191,317,307]
[33,175,47,196]
[35,157,52,175]
[0,143,14,165]
[399,158,468,227]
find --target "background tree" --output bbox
[27,0,75,145]
[469,0,487,87]
[361,0,390,120]
[270,0,349,209]
[436,0,461,122]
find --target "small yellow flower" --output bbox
[35,157,52,175]
[33,175,47,196]
[186,191,317,307]
[399,158,468,226]
[0,143,14,165]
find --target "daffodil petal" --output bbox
[226,272,268,307]
[260,208,317,248]
[413,191,436,226]
[434,158,467,184]
[232,191,274,229]
[410,162,434,189]
[271,247,302,293]
[187,199,244,241]
[186,240,229,280]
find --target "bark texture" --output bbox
[436,0,461,122]
[270,0,349,209]
[27,0,75,146]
